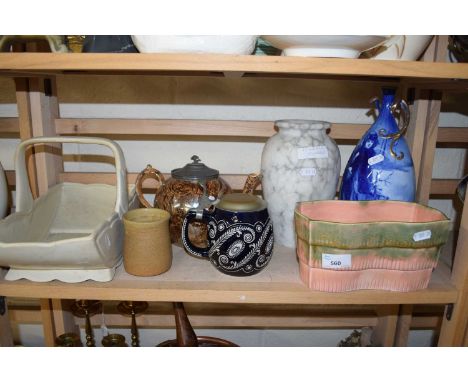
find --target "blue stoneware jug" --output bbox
[340,88,416,201]
[181,193,274,276]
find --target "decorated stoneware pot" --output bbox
[181,193,274,276]
[340,88,416,202]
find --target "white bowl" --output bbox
[131,35,258,55]
[363,35,433,61]
[261,35,389,58]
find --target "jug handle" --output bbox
[135,164,165,208]
[242,173,262,194]
[181,209,212,259]
[379,99,410,160]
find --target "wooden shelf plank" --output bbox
[0,118,18,134]
[430,179,459,195]
[4,170,460,196]
[2,117,465,144]
[0,53,468,80]
[0,245,457,305]
[437,127,468,143]
[7,301,442,329]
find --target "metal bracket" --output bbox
[445,303,454,321]
[0,296,5,316]
[44,78,52,97]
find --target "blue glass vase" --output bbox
[340,88,416,201]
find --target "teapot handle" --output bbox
[135,164,165,208]
[242,173,262,194]
[181,210,211,258]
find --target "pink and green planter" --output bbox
[294,200,451,292]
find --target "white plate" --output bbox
[262,35,389,58]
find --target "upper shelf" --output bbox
[0,53,468,83]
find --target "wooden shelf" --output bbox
[0,53,467,83]
[0,36,466,346]
[0,245,457,305]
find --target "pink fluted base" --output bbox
[298,261,433,292]
[296,247,439,271]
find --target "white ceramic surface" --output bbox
[0,161,7,219]
[261,35,389,58]
[364,35,433,61]
[261,120,341,248]
[131,35,258,54]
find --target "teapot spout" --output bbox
[242,173,262,194]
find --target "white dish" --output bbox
[261,35,389,58]
[131,35,258,55]
[363,35,433,61]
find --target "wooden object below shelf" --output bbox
[0,245,457,305]
[6,301,445,330]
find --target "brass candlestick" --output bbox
[55,332,83,347]
[102,333,128,347]
[71,300,102,347]
[117,301,148,347]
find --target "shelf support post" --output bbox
[0,269,14,346]
[371,305,399,346]
[27,76,62,194]
[14,77,38,198]
[396,36,449,347]
[438,187,468,345]
[405,35,448,204]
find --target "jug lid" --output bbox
[217,193,266,212]
[171,155,219,181]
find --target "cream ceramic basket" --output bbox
[0,137,138,283]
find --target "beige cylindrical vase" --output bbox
[123,208,172,276]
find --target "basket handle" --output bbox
[15,136,128,217]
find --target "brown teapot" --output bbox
[135,155,261,248]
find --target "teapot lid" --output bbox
[217,193,266,212]
[171,155,219,181]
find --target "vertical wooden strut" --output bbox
[0,269,14,346]
[438,188,468,345]
[15,74,71,346]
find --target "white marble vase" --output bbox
[261,120,340,248]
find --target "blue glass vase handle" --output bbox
[370,97,410,160]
